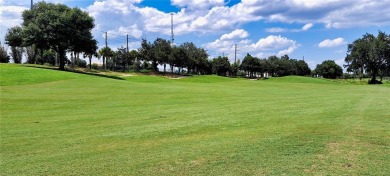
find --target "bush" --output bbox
[140,69,152,73]
[314,60,343,79]
[91,63,100,70]
[77,59,87,68]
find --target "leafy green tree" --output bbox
[10,47,24,64]
[139,39,158,72]
[212,56,231,76]
[267,56,279,77]
[37,49,56,65]
[5,26,24,63]
[315,60,343,79]
[0,42,10,63]
[82,40,98,70]
[153,38,172,73]
[240,54,261,78]
[345,31,390,83]
[295,60,311,76]
[129,50,139,71]
[170,46,187,74]
[194,48,209,74]
[25,45,38,64]
[113,46,135,71]
[180,42,198,74]
[21,2,96,70]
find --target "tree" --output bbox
[314,60,343,79]
[82,39,98,70]
[5,26,24,63]
[10,47,24,64]
[114,46,134,71]
[170,46,187,74]
[21,2,96,70]
[25,45,38,64]
[0,42,10,63]
[295,60,311,76]
[153,38,172,73]
[345,31,390,83]
[37,49,56,65]
[240,54,261,78]
[181,42,198,74]
[267,56,279,77]
[139,39,158,72]
[194,48,209,74]
[129,50,139,71]
[212,56,231,76]
[99,46,112,70]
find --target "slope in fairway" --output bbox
[1,64,389,175]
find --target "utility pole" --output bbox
[105,32,108,48]
[126,34,129,71]
[171,13,174,46]
[126,34,129,52]
[234,44,237,64]
[31,0,33,9]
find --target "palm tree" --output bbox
[98,46,112,70]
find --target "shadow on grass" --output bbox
[23,65,125,80]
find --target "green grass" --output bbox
[1,64,389,175]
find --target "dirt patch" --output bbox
[169,76,186,79]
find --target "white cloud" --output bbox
[318,38,346,48]
[251,35,297,51]
[220,29,249,40]
[205,30,298,60]
[334,58,346,67]
[171,0,225,10]
[265,27,287,33]
[107,25,143,39]
[266,23,314,33]
[290,0,344,8]
[302,23,313,31]
[0,5,26,42]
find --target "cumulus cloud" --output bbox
[318,38,346,48]
[220,29,249,40]
[0,5,26,42]
[205,30,298,60]
[251,35,297,51]
[3,0,388,44]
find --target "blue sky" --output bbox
[1,0,389,69]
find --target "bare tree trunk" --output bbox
[70,52,74,69]
[102,56,106,70]
[89,55,92,69]
[59,49,66,70]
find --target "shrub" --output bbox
[77,59,87,68]
[91,63,100,70]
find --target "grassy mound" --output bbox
[1,64,389,175]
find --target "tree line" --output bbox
[1,2,388,82]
